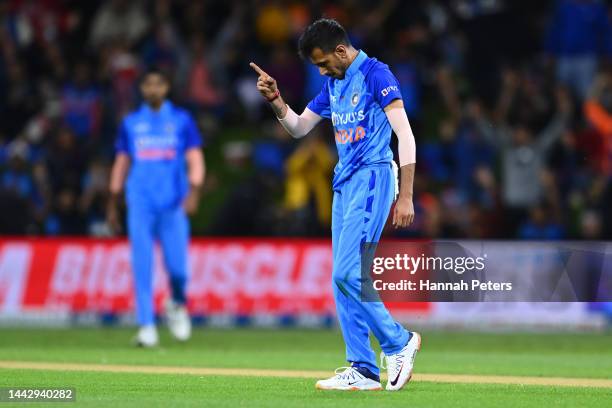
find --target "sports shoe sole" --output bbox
[315,383,383,391]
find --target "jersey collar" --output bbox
[344,50,367,79]
[141,100,172,115]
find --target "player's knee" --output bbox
[332,268,360,289]
[331,267,345,288]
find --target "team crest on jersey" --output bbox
[351,92,360,107]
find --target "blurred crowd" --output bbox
[0,0,612,240]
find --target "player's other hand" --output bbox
[393,197,415,228]
[250,62,278,100]
[106,202,122,235]
[183,190,200,215]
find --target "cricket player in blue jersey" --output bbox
[252,19,419,391]
[107,68,205,347]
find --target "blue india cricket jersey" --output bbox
[115,101,203,209]
[307,50,402,191]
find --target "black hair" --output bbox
[140,66,171,85]
[298,18,351,60]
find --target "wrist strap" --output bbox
[266,89,280,103]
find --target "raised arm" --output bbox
[536,87,572,152]
[469,102,511,149]
[250,62,322,138]
[535,115,567,152]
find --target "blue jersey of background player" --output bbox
[251,19,419,391]
[107,68,205,347]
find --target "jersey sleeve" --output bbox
[369,66,403,109]
[114,120,130,155]
[306,80,331,119]
[184,113,204,149]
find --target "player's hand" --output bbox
[393,197,415,228]
[106,203,122,235]
[183,190,200,215]
[250,62,278,100]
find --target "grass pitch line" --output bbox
[1,361,611,389]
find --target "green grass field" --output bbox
[0,328,610,407]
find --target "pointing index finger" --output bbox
[249,62,267,77]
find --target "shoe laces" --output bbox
[380,352,404,373]
[333,366,361,381]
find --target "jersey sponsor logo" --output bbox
[136,148,177,160]
[135,136,178,160]
[381,85,399,97]
[335,126,366,144]
[331,110,365,126]
[135,136,177,148]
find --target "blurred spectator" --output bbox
[45,187,84,235]
[545,0,612,99]
[183,35,226,115]
[518,203,565,240]
[476,86,572,235]
[1,59,38,137]
[0,139,45,233]
[580,209,603,240]
[584,72,612,173]
[61,60,102,139]
[255,2,290,45]
[80,158,111,236]
[45,126,85,194]
[90,0,149,48]
[6,0,78,48]
[0,0,610,240]
[284,132,334,234]
[102,40,140,119]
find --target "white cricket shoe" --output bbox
[315,367,382,391]
[165,300,191,341]
[134,325,159,347]
[381,332,421,391]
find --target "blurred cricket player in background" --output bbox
[107,68,205,347]
[251,18,419,391]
